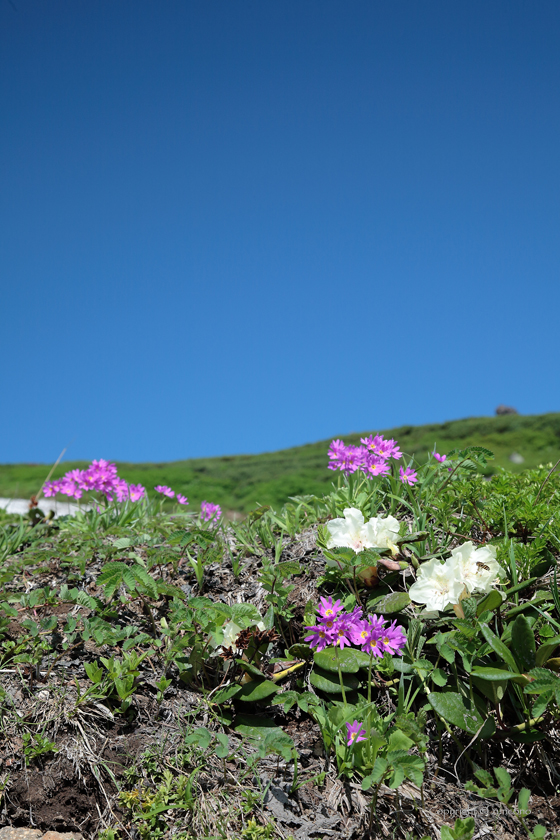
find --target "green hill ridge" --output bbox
[1,412,559,513]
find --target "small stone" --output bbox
[509,452,524,464]
[0,830,42,840]
[42,833,83,840]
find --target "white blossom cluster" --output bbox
[326,507,401,555]
[408,542,503,612]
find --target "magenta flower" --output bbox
[433,451,447,463]
[345,720,366,746]
[176,494,189,506]
[129,484,146,502]
[380,620,407,655]
[363,454,390,478]
[201,501,222,521]
[304,625,333,652]
[399,467,418,486]
[155,485,175,498]
[318,596,344,621]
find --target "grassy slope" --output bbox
[1,412,559,513]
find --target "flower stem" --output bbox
[334,646,347,705]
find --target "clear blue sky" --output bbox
[1,1,559,464]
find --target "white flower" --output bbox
[364,515,401,553]
[221,619,265,649]
[446,542,503,595]
[327,508,402,555]
[408,557,466,612]
[326,508,375,553]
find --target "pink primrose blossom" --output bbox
[43,480,61,498]
[399,467,418,486]
[176,494,189,505]
[129,484,146,502]
[433,451,447,462]
[155,485,175,498]
[304,625,333,652]
[318,596,344,620]
[363,454,391,478]
[380,620,406,655]
[345,720,367,746]
[201,501,222,521]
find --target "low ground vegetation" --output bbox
[0,436,560,840]
[1,413,560,512]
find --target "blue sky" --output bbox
[1,1,559,463]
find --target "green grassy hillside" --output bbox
[1,413,559,513]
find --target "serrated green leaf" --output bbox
[130,564,158,600]
[230,603,262,623]
[274,561,302,578]
[524,667,560,693]
[113,537,131,549]
[440,817,476,840]
[535,634,560,666]
[156,581,186,600]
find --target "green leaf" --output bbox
[535,634,560,666]
[432,668,448,686]
[476,589,503,616]
[390,753,425,787]
[274,561,302,578]
[314,648,360,673]
[214,732,229,758]
[517,788,531,816]
[113,537,132,549]
[440,817,476,840]
[236,659,266,679]
[428,691,495,737]
[156,581,186,600]
[369,592,411,615]
[184,727,212,751]
[130,564,158,600]
[511,615,536,672]
[470,666,518,682]
[84,661,103,684]
[524,667,560,694]
[493,766,511,791]
[212,684,242,704]
[362,757,389,790]
[309,666,360,694]
[480,625,518,672]
[387,729,414,751]
[287,643,313,660]
[238,679,278,703]
[234,714,281,740]
[230,603,262,623]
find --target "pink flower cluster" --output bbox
[44,460,146,503]
[155,485,189,505]
[201,501,222,522]
[328,435,418,485]
[304,596,406,656]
